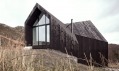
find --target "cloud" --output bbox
[104,32,119,44]
[95,14,119,33]
[98,0,119,19]
[0,0,36,27]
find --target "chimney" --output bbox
[71,19,73,33]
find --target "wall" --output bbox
[76,35,108,66]
[50,18,79,56]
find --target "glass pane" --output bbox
[33,27,38,45]
[38,26,45,45]
[47,25,50,42]
[33,26,45,45]
[33,14,50,26]
[32,13,50,46]
[46,16,50,24]
[38,14,50,25]
[38,14,45,25]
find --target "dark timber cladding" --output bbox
[66,21,108,66]
[25,3,108,66]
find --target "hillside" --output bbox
[0,23,24,40]
[0,23,24,48]
[108,44,119,61]
[1,48,109,71]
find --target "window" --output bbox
[38,26,45,41]
[33,13,50,45]
[47,25,50,42]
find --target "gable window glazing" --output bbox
[33,13,50,45]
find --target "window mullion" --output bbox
[45,15,47,45]
[37,16,39,45]
[38,26,39,45]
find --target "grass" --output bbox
[0,35,119,71]
[0,48,111,71]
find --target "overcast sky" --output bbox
[0,0,119,44]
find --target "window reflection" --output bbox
[33,14,50,46]
[38,26,45,45]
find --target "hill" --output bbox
[108,44,119,62]
[0,23,24,40]
[0,23,24,48]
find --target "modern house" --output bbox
[25,3,108,66]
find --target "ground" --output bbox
[1,48,119,71]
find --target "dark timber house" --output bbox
[25,3,108,66]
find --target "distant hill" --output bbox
[108,44,119,62]
[0,23,24,48]
[0,23,24,40]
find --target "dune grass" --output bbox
[0,47,112,71]
[0,35,119,71]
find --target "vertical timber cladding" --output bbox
[76,35,107,66]
[50,18,60,50]
[76,35,90,64]
[25,25,33,46]
[60,27,68,52]
[50,17,79,55]
[51,18,66,52]
[91,39,108,66]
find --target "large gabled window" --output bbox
[33,13,50,45]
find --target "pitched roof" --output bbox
[25,3,107,42]
[65,20,107,42]
[25,3,78,43]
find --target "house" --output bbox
[25,3,108,66]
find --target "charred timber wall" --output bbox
[76,35,108,66]
[50,18,79,56]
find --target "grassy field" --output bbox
[0,48,110,71]
[0,46,119,71]
[0,35,119,71]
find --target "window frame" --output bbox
[33,13,50,46]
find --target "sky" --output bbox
[0,0,119,44]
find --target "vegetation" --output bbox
[0,23,24,40]
[0,48,108,71]
[0,23,119,71]
[108,44,119,68]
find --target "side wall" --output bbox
[76,35,108,66]
[25,25,33,46]
[50,18,79,56]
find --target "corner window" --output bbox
[33,13,50,45]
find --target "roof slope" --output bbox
[65,20,107,42]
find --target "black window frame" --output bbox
[33,13,50,46]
